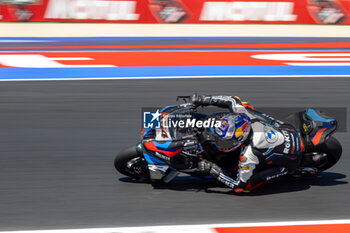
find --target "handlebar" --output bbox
[176,95,191,103]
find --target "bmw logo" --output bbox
[264,126,278,143]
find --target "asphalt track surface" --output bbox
[0,77,349,230]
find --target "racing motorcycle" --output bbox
[114,96,342,187]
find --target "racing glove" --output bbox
[197,159,221,178]
[191,93,212,106]
[198,159,248,193]
[191,94,242,113]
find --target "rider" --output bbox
[191,94,306,193]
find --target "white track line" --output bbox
[2,23,350,37]
[1,219,350,233]
[1,74,350,82]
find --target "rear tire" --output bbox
[114,145,149,180]
[317,136,342,172]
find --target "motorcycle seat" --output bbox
[283,108,337,149]
[303,108,337,147]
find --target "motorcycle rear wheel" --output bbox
[316,136,342,172]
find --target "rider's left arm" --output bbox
[191,94,245,113]
[198,146,259,193]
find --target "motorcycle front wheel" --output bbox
[114,145,149,181]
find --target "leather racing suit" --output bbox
[193,95,304,193]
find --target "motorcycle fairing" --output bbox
[143,152,169,180]
[143,152,167,165]
[160,105,178,113]
[144,141,183,158]
[141,127,154,139]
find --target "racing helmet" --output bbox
[213,113,251,152]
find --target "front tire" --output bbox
[114,145,149,180]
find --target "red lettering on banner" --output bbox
[44,0,139,20]
[199,2,297,22]
[0,0,349,24]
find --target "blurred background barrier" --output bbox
[0,0,350,24]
